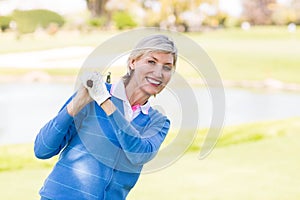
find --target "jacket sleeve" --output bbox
[34,95,80,159]
[107,108,170,166]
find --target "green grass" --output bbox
[0,26,300,83]
[1,117,299,172]
[0,30,115,54]
[128,132,300,200]
[0,67,80,76]
[0,169,50,199]
[0,143,57,172]
[1,117,300,199]
[188,26,300,83]
[162,117,300,153]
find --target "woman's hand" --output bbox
[67,71,113,117]
[81,71,111,106]
[67,85,93,117]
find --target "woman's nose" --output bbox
[152,64,163,78]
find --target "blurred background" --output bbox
[0,0,300,199]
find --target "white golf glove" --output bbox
[81,71,111,105]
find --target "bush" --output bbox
[224,16,242,28]
[12,9,65,34]
[0,16,12,32]
[112,11,137,30]
[87,17,107,28]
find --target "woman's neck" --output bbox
[125,81,150,106]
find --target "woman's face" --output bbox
[129,51,175,96]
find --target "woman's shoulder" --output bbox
[148,107,169,121]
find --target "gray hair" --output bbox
[123,34,178,85]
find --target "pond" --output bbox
[0,82,299,145]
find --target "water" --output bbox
[0,82,74,145]
[0,82,299,145]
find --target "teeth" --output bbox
[147,77,161,85]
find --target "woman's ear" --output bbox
[129,59,135,70]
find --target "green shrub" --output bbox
[224,16,242,28]
[112,11,137,30]
[12,9,65,34]
[88,17,107,27]
[0,16,12,31]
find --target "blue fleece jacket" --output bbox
[34,84,170,200]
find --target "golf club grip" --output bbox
[86,80,93,88]
[86,72,111,88]
[106,72,111,83]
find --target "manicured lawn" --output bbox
[1,132,299,200]
[188,26,300,83]
[0,168,51,199]
[0,26,299,83]
[128,132,300,200]
[0,30,115,54]
[1,118,299,199]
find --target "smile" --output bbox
[146,77,162,86]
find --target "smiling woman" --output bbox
[34,34,178,200]
[125,51,174,104]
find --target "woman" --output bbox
[34,34,177,200]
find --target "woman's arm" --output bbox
[102,99,170,166]
[34,105,76,159]
[34,86,91,159]
[82,73,170,165]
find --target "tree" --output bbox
[242,0,277,25]
[291,0,300,24]
[159,0,214,23]
[86,0,108,17]
[140,0,218,28]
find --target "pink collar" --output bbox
[131,103,150,115]
[110,80,150,115]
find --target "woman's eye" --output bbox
[148,60,156,65]
[163,65,172,71]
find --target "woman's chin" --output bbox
[149,89,162,96]
[141,84,164,96]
